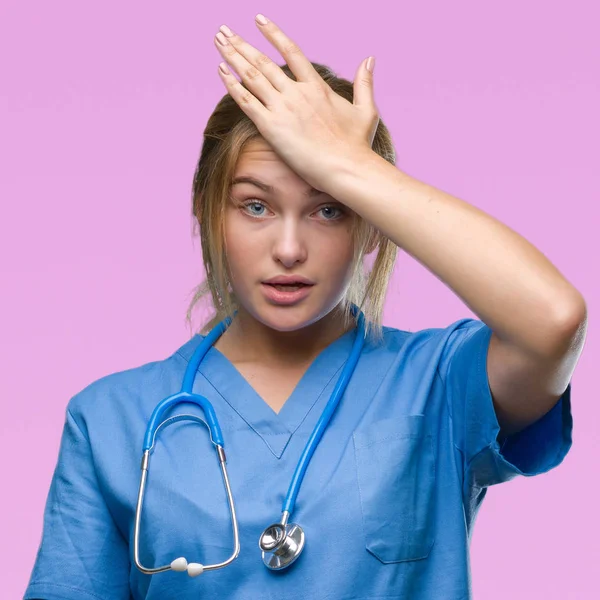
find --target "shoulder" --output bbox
[372,318,490,384]
[67,336,197,431]
[378,317,486,354]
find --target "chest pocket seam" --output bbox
[352,415,437,564]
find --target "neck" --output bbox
[214,304,354,367]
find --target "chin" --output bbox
[247,298,321,332]
[260,308,314,332]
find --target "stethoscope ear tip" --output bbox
[187,563,205,577]
[170,557,205,577]
[171,557,188,571]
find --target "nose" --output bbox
[271,219,308,267]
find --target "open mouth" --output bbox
[265,283,311,292]
[261,282,314,304]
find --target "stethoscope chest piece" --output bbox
[259,522,305,570]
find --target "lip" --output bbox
[262,275,315,285]
[261,282,314,305]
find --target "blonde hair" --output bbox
[186,61,399,345]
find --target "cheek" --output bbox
[223,213,262,274]
[323,226,355,263]
[315,234,356,287]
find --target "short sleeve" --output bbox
[443,319,573,490]
[24,406,132,600]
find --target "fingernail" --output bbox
[255,14,268,25]
[366,56,376,74]
[216,31,229,46]
[220,24,234,38]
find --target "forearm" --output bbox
[327,150,585,355]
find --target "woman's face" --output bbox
[223,137,357,332]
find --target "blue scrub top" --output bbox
[24,318,573,600]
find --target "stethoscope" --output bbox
[133,303,365,577]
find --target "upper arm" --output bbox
[23,407,132,600]
[487,322,584,439]
[442,319,574,489]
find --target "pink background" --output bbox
[2,1,598,598]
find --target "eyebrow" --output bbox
[231,175,323,197]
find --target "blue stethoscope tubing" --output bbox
[280,304,365,515]
[133,303,366,576]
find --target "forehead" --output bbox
[235,137,282,168]
[232,138,318,195]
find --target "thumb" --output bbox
[353,56,376,108]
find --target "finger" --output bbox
[353,57,377,107]
[353,57,379,146]
[254,14,320,84]
[215,27,287,105]
[217,61,269,126]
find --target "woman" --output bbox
[24,14,586,600]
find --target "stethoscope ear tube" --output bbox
[140,313,235,451]
[134,313,239,576]
[133,437,240,576]
[142,392,224,450]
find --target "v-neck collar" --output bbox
[175,325,359,459]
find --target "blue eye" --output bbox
[318,206,343,220]
[240,200,344,220]
[242,201,267,216]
